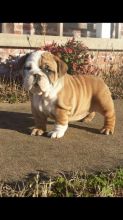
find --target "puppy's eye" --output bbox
[45,68,51,73]
[24,66,31,71]
[44,65,51,73]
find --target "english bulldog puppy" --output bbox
[23,50,116,138]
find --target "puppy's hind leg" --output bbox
[97,96,115,135]
[100,109,115,135]
[82,112,96,123]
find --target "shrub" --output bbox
[42,38,99,75]
[0,54,23,84]
[43,39,123,99]
[0,38,123,103]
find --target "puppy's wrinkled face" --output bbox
[23,50,68,96]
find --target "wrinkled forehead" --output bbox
[26,50,46,65]
[25,50,56,68]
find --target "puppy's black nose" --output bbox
[34,74,40,81]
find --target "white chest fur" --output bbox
[32,94,56,116]
[42,98,55,115]
[32,77,64,116]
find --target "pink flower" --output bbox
[67,48,73,53]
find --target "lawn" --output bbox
[0,168,123,197]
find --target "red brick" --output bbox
[23,24,32,29]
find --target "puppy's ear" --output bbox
[53,55,68,77]
[17,53,29,69]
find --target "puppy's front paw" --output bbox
[47,124,68,139]
[47,130,65,139]
[31,128,44,136]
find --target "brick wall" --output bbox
[14,23,23,34]
[0,23,35,35]
[2,23,123,38]
[0,47,123,79]
[1,23,123,81]
[23,23,35,34]
[0,23,97,37]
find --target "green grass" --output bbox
[1,168,123,197]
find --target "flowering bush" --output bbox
[0,38,123,103]
[42,39,123,99]
[42,38,99,75]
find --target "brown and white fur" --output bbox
[23,50,116,138]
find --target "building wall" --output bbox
[0,23,123,38]
[0,23,34,35]
[0,23,96,37]
[0,23,123,79]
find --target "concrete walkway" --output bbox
[0,100,123,182]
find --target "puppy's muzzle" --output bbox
[33,74,41,88]
[34,74,41,82]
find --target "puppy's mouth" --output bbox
[33,74,41,90]
[34,82,39,87]
[30,84,42,95]
[33,81,41,91]
[26,73,50,95]
[33,74,40,84]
